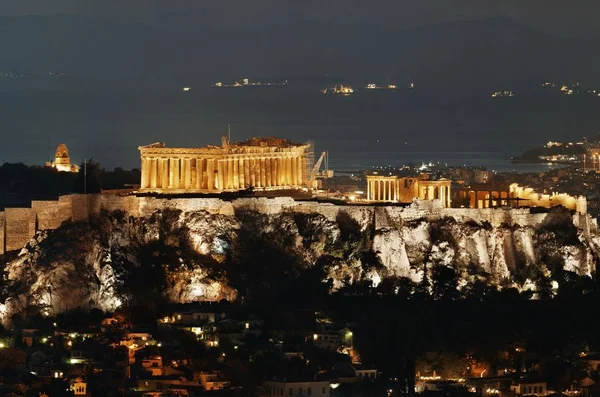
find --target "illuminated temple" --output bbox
[366,174,452,207]
[138,137,311,193]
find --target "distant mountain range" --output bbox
[0,15,598,92]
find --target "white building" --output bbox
[262,380,331,397]
[511,380,547,396]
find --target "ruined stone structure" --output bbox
[138,137,311,193]
[45,144,80,173]
[366,175,452,207]
[453,183,586,213]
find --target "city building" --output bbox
[198,372,228,391]
[262,379,332,397]
[71,377,88,396]
[366,174,452,207]
[510,379,547,396]
[474,170,490,184]
[46,143,80,173]
[138,137,312,193]
[142,356,164,376]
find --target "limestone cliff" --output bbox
[0,198,597,324]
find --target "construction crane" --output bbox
[308,151,333,188]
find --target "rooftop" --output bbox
[230,136,304,148]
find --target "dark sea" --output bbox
[1,76,599,173]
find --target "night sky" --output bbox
[1,1,600,170]
[1,0,599,37]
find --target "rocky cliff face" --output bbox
[0,203,597,324]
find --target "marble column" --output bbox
[244,158,251,188]
[285,157,294,186]
[233,158,240,189]
[191,159,198,189]
[168,158,175,189]
[249,158,256,187]
[385,181,390,201]
[265,157,272,188]
[277,157,283,186]
[207,159,215,190]
[227,159,234,189]
[374,180,377,200]
[140,158,149,189]
[160,158,168,189]
[259,157,266,187]
[297,156,304,186]
[177,158,184,188]
[238,158,245,189]
[291,157,298,186]
[372,180,376,201]
[270,158,276,187]
[385,181,388,201]
[183,158,191,189]
[217,160,224,191]
[220,159,226,190]
[273,157,279,187]
[177,158,183,189]
[372,180,375,200]
[280,157,285,185]
[254,157,261,187]
[196,158,206,190]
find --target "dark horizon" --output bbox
[2,2,600,171]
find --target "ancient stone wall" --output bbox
[0,212,5,254]
[31,199,72,230]
[70,194,92,222]
[100,195,140,217]
[0,193,596,256]
[4,208,36,252]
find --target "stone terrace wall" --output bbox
[31,197,72,230]
[0,213,5,254]
[0,194,595,255]
[0,194,100,255]
[4,208,36,252]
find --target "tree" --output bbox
[431,265,459,301]
[0,348,26,370]
[74,158,102,193]
[534,264,554,300]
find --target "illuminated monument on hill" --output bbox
[138,137,312,193]
[46,144,80,173]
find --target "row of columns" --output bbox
[367,177,452,208]
[421,185,451,208]
[367,179,397,201]
[140,155,305,191]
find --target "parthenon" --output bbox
[138,137,311,193]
